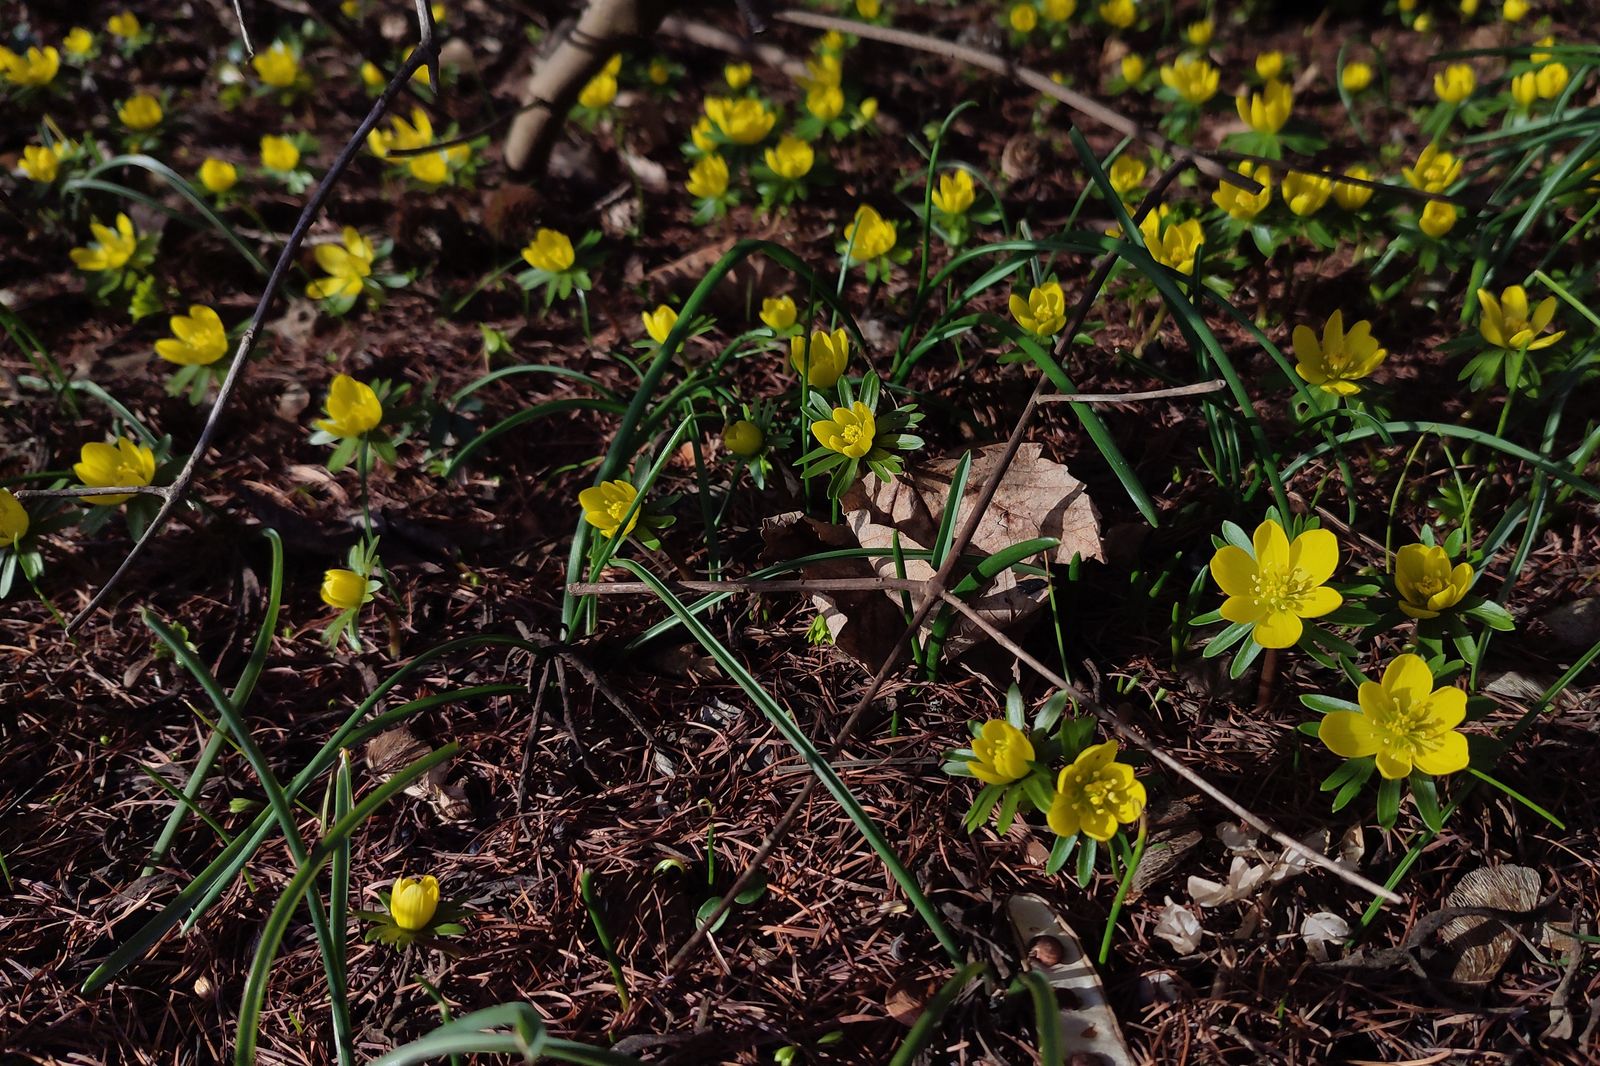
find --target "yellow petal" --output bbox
[1209,545,1258,597]
[1252,520,1290,568]
[1319,711,1378,758]
[1423,686,1468,731]
[1412,730,1469,776]
[1252,609,1303,648]
[1288,528,1339,585]
[1381,654,1435,704]
[1295,585,1342,618]
[1374,748,1413,780]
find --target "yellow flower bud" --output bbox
[724,62,751,90]
[722,419,764,457]
[521,228,575,273]
[1419,199,1458,238]
[199,158,238,193]
[119,93,163,131]
[1332,165,1374,211]
[388,876,440,931]
[1341,62,1374,94]
[641,305,678,345]
[760,295,797,331]
[1009,4,1038,33]
[260,134,300,172]
[320,568,372,610]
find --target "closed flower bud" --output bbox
[320,568,371,610]
[1419,199,1458,237]
[760,295,797,331]
[722,419,764,457]
[641,305,678,345]
[0,489,29,548]
[198,158,238,193]
[388,875,440,931]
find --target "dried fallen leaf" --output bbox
[364,726,470,822]
[1300,911,1349,962]
[1006,894,1137,1066]
[1439,865,1542,990]
[1154,897,1203,955]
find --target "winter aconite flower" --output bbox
[388,875,441,930]
[1318,655,1470,779]
[521,228,575,273]
[1395,543,1473,619]
[1255,51,1285,80]
[0,489,29,549]
[1433,63,1476,103]
[686,153,730,198]
[315,374,383,438]
[252,41,300,88]
[1237,79,1292,134]
[1292,309,1387,395]
[260,134,301,172]
[156,305,229,366]
[1010,282,1067,338]
[1341,62,1374,93]
[703,96,776,144]
[1209,519,1342,648]
[931,169,976,216]
[790,329,849,387]
[1139,212,1204,275]
[1502,0,1529,21]
[1184,17,1214,48]
[1332,165,1374,211]
[641,305,678,344]
[19,144,60,183]
[1212,162,1272,220]
[1043,0,1076,21]
[1477,286,1563,351]
[1121,54,1146,84]
[307,227,375,300]
[1098,0,1136,29]
[0,45,60,87]
[1419,200,1458,238]
[1160,56,1220,105]
[1046,740,1146,842]
[74,438,156,506]
[108,12,142,37]
[578,68,618,108]
[812,401,876,458]
[1009,3,1038,33]
[765,135,815,180]
[1281,171,1333,216]
[119,93,163,131]
[760,295,797,331]
[970,720,1035,785]
[321,568,372,610]
[843,204,897,262]
[805,84,845,121]
[70,214,138,273]
[1402,143,1461,193]
[579,480,640,539]
[64,27,95,58]
[199,158,238,193]
[1536,62,1569,98]
[1109,155,1147,200]
[722,419,765,457]
[725,61,752,90]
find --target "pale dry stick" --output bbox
[19,485,171,500]
[47,1,439,635]
[569,576,926,595]
[668,160,1197,970]
[936,589,1404,904]
[1038,379,1228,404]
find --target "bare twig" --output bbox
[568,576,925,595]
[1037,379,1228,404]
[17,485,171,500]
[59,1,440,634]
[230,0,254,54]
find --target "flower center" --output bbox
[1372,692,1439,755]
[838,424,862,446]
[1414,575,1447,597]
[1252,563,1316,614]
[606,501,630,523]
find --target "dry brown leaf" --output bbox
[1439,865,1542,990]
[364,727,470,822]
[1006,894,1137,1066]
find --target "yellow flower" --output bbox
[1281,170,1333,216]
[761,295,797,331]
[1531,35,1555,63]
[703,96,776,144]
[858,97,879,123]
[1098,0,1136,29]
[1419,199,1458,238]
[321,568,372,611]
[1138,211,1203,275]
[156,305,229,366]
[0,45,60,87]
[368,108,434,159]
[1394,544,1474,619]
[1009,282,1067,338]
[1477,285,1563,351]
[315,374,383,437]
[64,28,95,57]
[642,305,678,344]
[198,158,238,193]
[843,204,897,262]
[1414,12,1434,30]
[790,329,850,387]
[307,227,375,300]
[1332,165,1374,211]
[1402,143,1461,192]
[1209,519,1342,648]
[931,169,975,215]
[1042,0,1076,20]
[802,52,843,92]
[1212,162,1272,220]
[806,84,845,121]
[1461,0,1480,12]
[1342,62,1374,94]
[119,93,163,131]
[521,228,575,273]
[1160,56,1219,106]
[1109,154,1147,199]
[722,419,765,457]
[1318,655,1470,779]
[764,135,815,181]
[1009,4,1038,33]
[1502,0,1529,22]
[1183,18,1213,48]
[1293,309,1387,395]
[260,134,301,172]
[723,62,752,91]
[388,875,440,930]
[1433,63,1476,104]
[70,213,138,273]
[252,41,300,88]
[19,144,60,183]
[577,71,617,109]
[0,489,29,548]
[648,58,671,85]
[74,438,156,506]
[812,401,876,459]
[970,720,1035,785]
[686,153,729,199]
[1046,740,1145,842]
[360,61,385,89]
[689,116,718,153]
[856,0,881,18]
[107,12,142,37]
[1120,54,1146,83]
[579,480,640,539]
[1236,78,1292,134]
[1255,51,1284,80]
[1511,70,1538,108]
[1536,62,1569,99]
[819,30,847,55]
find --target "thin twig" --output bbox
[230,0,253,55]
[1036,379,1228,404]
[568,576,926,596]
[60,1,440,634]
[937,589,1403,903]
[17,485,172,500]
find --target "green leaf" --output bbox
[1376,775,1401,830]
[1409,772,1443,833]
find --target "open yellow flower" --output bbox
[0,489,29,548]
[703,96,776,144]
[1342,62,1373,93]
[70,213,138,273]
[761,295,797,331]
[1293,309,1387,395]
[805,84,845,122]
[1109,155,1147,200]
[252,41,300,88]
[321,568,372,610]
[1394,544,1473,619]
[1009,282,1067,338]
[812,401,876,458]
[1318,655,1470,779]
[119,93,163,131]
[970,720,1035,785]
[1210,519,1342,648]
[1160,56,1219,106]
[765,135,814,181]
[315,374,383,438]
[199,158,238,193]
[1402,143,1461,193]
[1281,171,1334,216]
[1138,212,1203,275]
[1098,0,1136,28]
[74,438,156,506]
[388,875,440,930]
[260,134,301,172]
[156,305,229,366]
[642,305,677,344]
[1237,78,1292,134]
[790,329,849,387]
[0,45,60,87]
[722,419,765,457]
[686,153,729,199]
[1419,199,1458,238]
[1332,165,1374,211]
[108,12,142,37]
[1477,286,1563,351]
[307,227,375,300]
[579,480,640,539]
[1008,3,1038,33]
[1046,740,1145,841]
[1433,63,1476,103]
[844,204,897,262]
[521,228,575,273]
[1212,162,1272,220]
[20,144,60,183]
[932,169,976,216]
